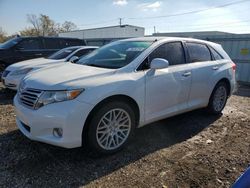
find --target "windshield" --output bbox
[48,47,79,60]
[77,41,153,69]
[0,37,22,49]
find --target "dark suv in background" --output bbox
[0,36,86,73]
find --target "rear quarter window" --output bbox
[209,47,224,60]
[186,42,211,63]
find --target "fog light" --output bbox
[53,128,63,138]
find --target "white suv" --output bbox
[14,37,236,154]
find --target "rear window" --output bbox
[48,47,79,60]
[60,39,84,48]
[186,43,211,63]
[209,47,224,60]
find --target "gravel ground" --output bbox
[0,83,249,188]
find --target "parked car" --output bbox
[1,46,98,90]
[0,36,86,74]
[14,37,236,154]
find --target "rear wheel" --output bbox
[87,101,136,154]
[207,82,228,114]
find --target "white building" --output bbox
[59,25,145,46]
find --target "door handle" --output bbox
[182,72,191,77]
[35,53,42,56]
[212,66,219,70]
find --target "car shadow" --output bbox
[234,84,250,97]
[0,89,16,105]
[0,110,221,187]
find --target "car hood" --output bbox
[24,63,116,90]
[6,58,65,71]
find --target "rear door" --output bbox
[13,38,43,62]
[144,41,192,122]
[185,42,219,108]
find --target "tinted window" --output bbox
[60,39,83,48]
[16,38,41,50]
[149,42,185,66]
[0,37,22,49]
[186,43,211,62]
[44,38,60,49]
[67,39,83,46]
[138,42,186,70]
[209,47,223,60]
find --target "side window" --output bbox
[209,47,223,60]
[149,44,166,61]
[149,42,185,66]
[16,39,41,50]
[67,40,82,46]
[165,42,185,65]
[186,43,211,63]
[60,39,82,48]
[44,38,60,49]
[137,42,185,70]
[74,49,93,57]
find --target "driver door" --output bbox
[144,42,192,123]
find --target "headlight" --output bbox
[11,68,33,76]
[35,89,84,109]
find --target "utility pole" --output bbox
[119,18,122,26]
[154,26,156,34]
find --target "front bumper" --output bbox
[1,75,23,90]
[14,95,94,148]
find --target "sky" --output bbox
[1,0,250,35]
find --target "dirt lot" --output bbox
[0,83,249,188]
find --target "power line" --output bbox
[167,19,250,29]
[78,19,117,27]
[127,0,250,20]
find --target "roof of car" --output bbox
[62,46,99,50]
[121,36,219,46]
[17,36,84,40]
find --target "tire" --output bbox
[0,63,5,76]
[87,101,136,154]
[207,82,228,114]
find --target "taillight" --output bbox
[232,62,236,71]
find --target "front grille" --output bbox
[18,88,43,109]
[2,70,10,78]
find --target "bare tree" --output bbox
[27,14,41,35]
[20,14,77,36]
[61,21,77,32]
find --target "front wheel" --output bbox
[87,101,136,154]
[207,82,228,114]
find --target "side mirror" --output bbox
[150,58,169,69]
[69,56,79,63]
